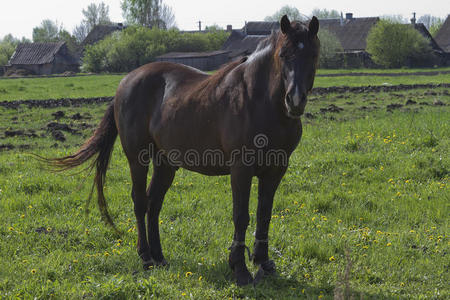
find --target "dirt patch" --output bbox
[0,143,14,151]
[52,111,65,119]
[387,103,404,110]
[0,96,113,109]
[4,129,38,138]
[320,104,344,113]
[46,122,79,134]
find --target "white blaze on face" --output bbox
[298,42,304,50]
[293,85,301,106]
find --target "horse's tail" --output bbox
[42,101,119,232]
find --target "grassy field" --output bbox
[0,68,449,101]
[316,67,450,75]
[0,78,448,298]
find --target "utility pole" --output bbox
[198,20,202,31]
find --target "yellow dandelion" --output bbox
[198,276,202,281]
[386,242,392,247]
[30,269,37,274]
[104,252,110,257]
[46,227,52,232]
[185,271,193,277]
[373,239,378,244]
[20,214,25,219]
[409,230,415,233]
[319,294,324,299]
[8,226,14,231]
[181,292,186,296]
[22,259,28,264]
[73,259,78,263]
[302,289,305,294]
[337,219,342,223]
[304,273,310,279]
[28,205,33,209]
[376,230,383,235]
[294,201,299,205]
[159,220,163,225]
[329,256,335,262]
[396,192,401,197]
[380,166,384,171]
[311,216,316,222]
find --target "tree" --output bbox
[381,15,408,24]
[121,0,176,29]
[366,20,434,68]
[311,8,340,19]
[264,5,306,22]
[0,35,30,66]
[318,29,344,68]
[417,15,444,36]
[32,19,62,42]
[73,2,111,43]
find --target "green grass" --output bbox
[0,75,123,101]
[1,69,449,101]
[316,66,450,75]
[0,86,448,298]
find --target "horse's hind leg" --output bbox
[146,161,176,265]
[128,160,152,268]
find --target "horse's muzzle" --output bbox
[285,91,307,118]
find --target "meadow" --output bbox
[0,69,449,101]
[0,70,448,299]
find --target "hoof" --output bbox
[234,268,254,286]
[253,260,276,284]
[142,258,169,270]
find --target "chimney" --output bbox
[226,25,232,32]
[340,12,344,26]
[410,12,416,25]
[346,13,353,20]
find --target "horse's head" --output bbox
[277,15,320,118]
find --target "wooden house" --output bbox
[6,42,79,75]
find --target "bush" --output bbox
[366,20,435,68]
[317,29,345,68]
[82,27,229,73]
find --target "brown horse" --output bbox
[47,15,319,285]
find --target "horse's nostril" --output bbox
[286,95,292,105]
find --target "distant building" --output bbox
[6,42,80,75]
[155,50,230,71]
[82,23,126,47]
[434,15,450,53]
[223,13,447,67]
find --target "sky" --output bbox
[0,0,449,40]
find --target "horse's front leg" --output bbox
[229,166,253,286]
[253,166,287,281]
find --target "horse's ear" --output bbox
[280,15,291,34]
[309,16,319,38]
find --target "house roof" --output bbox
[156,50,230,59]
[8,42,78,65]
[319,17,380,51]
[434,15,450,52]
[82,23,125,46]
[222,31,267,58]
[244,21,279,35]
[408,23,443,52]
